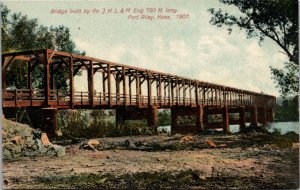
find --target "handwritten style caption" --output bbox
[51,8,190,21]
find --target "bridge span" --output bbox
[2,49,276,134]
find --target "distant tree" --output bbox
[275,95,299,121]
[1,4,85,90]
[208,0,298,97]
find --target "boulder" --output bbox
[124,139,136,149]
[207,140,217,148]
[41,133,52,146]
[52,145,66,157]
[11,135,22,144]
[180,135,194,142]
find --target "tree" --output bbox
[208,0,298,97]
[1,4,84,90]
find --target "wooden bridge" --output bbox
[2,49,276,134]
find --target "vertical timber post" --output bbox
[88,60,94,106]
[147,107,158,132]
[147,71,152,107]
[107,64,112,107]
[42,108,58,138]
[239,106,246,132]
[171,107,177,133]
[222,106,229,133]
[262,106,267,126]
[251,106,258,127]
[196,105,204,132]
[122,67,127,106]
[136,70,140,107]
[45,50,50,106]
[69,56,74,108]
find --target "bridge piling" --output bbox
[250,106,258,127]
[147,107,158,131]
[42,107,58,138]
[239,106,246,131]
[222,106,229,133]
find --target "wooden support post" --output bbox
[222,106,229,133]
[28,61,32,90]
[147,107,158,131]
[107,64,112,107]
[195,84,199,106]
[69,57,74,108]
[129,76,132,105]
[102,72,106,100]
[158,74,162,106]
[147,72,152,106]
[116,74,120,104]
[269,107,274,122]
[168,77,172,106]
[171,108,177,133]
[176,77,179,106]
[189,81,192,106]
[136,71,140,106]
[196,105,204,132]
[88,60,94,106]
[122,67,127,106]
[239,106,246,132]
[2,56,7,89]
[262,106,267,126]
[115,108,125,126]
[50,64,55,90]
[251,106,258,127]
[44,52,50,106]
[42,108,58,138]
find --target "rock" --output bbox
[218,144,227,148]
[11,135,22,144]
[80,139,101,151]
[2,129,7,139]
[199,175,207,180]
[3,148,12,158]
[180,135,194,142]
[124,139,136,149]
[3,142,15,151]
[88,139,101,147]
[207,140,217,148]
[41,133,52,146]
[3,179,9,186]
[292,143,299,149]
[52,145,66,157]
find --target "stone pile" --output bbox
[2,117,65,160]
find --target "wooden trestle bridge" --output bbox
[2,49,276,134]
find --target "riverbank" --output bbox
[3,131,299,189]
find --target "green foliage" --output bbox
[270,62,299,97]
[275,95,299,121]
[1,4,84,90]
[58,110,154,138]
[208,0,298,96]
[158,110,171,126]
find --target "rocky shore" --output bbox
[2,118,299,189]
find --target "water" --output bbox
[158,122,299,135]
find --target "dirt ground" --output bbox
[3,133,299,189]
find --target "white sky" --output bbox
[4,0,288,96]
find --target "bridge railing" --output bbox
[2,89,271,108]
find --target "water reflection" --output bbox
[158,122,299,135]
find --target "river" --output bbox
[158,122,299,134]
